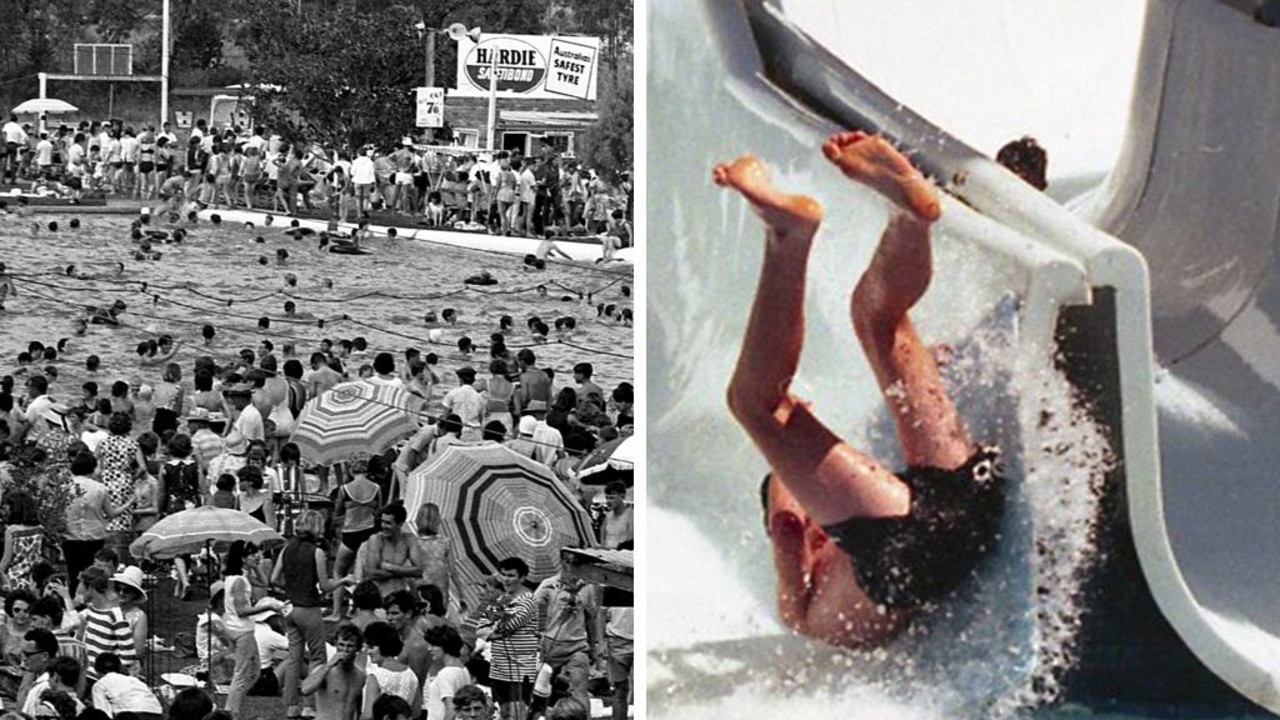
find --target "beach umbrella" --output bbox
[575,435,637,486]
[403,443,596,610]
[11,98,78,115]
[128,506,283,559]
[289,380,418,465]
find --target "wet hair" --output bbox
[194,371,213,392]
[70,451,97,476]
[439,413,463,437]
[996,136,1048,191]
[363,621,404,658]
[383,589,417,616]
[612,383,633,404]
[423,624,465,657]
[107,412,132,436]
[333,623,363,648]
[170,687,215,720]
[380,502,407,525]
[352,579,384,611]
[372,694,411,720]
[237,464,265,490]
[93,652,125,675]
[482,420,507,442]
[202,324,216,341]
[168,433,192,459]
[79,566,111,595]
[497,556,530,578]
[452,685,488,710]
[31,595,64,628]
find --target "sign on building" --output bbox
[416,87,445,128]
[544,39,598,101]
[453,34,600,101]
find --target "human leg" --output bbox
[823,130,972,470]
[717,154,910,526]
[225,627,261,717]
[606,643,632,720]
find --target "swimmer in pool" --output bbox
[716,131,1005,648]
[0,263,16,310]
[536,234,574,262]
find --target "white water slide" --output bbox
[649,0,1280,715]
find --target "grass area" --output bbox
[142,569,286,720]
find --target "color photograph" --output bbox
[648,0,1280,718]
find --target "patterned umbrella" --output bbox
[403,443,595,610]
[128,506,283,559]
[289,380,418,465]
[575,435,637,486]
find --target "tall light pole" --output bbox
[161,0,170,129]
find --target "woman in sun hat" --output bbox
[112,566,149,662]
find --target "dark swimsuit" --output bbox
[761,445,1005,610]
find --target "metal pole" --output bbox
[486,46,498,150]
[161,0,170,129]
[426,31,436,88]
[37,73,47,135]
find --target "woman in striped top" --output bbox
[75,566,137,676]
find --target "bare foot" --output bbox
[713,154,823,239]
[822,131,941,222]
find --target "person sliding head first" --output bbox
[715,130,1004,649]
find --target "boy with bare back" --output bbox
[715,130,1005,649]
[0,263,15,310]
[302,624,365,720]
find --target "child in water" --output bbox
[0,263,16,310]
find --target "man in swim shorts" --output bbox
[716,130,1005,649]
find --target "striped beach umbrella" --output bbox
[575,434,637,486]
[290,380,418,465]
[404,443,595,610]
[129,506,282,559]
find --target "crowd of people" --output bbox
[0,327,636,720]
[0,114,634,247]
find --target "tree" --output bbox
[576,54,632,179]
[236,2,423,149]
[172,0,225,71]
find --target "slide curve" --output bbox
[1074,0,1280,712]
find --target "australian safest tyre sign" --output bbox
[454,34,600,101]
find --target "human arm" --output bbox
[91,676,114,715]
[492,593,534,637]
[130,610,148,661]
[229,575,275,617]
[360,672,381,720]
[317,547,355,593]
[381,536,421,578]
[102,486,135,518]
[300,654,335,696]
